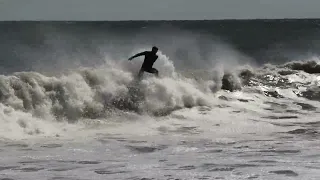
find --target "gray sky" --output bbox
[1,0,320,20]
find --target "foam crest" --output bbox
[139,77,212,113]
[0,103,71,140]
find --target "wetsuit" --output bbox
[138,51,158,77]
[129,50,159,78]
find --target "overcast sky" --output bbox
[1,0,320,20]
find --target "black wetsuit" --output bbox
[139,51,158,75]
[129,48,159,79]
[129,50,159,78]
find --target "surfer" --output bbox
[128,46,159,79]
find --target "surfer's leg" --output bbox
[144,68,159,77]
[151,68,159,77]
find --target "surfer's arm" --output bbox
[128,51,147,60]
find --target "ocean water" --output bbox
[0,20,320,180]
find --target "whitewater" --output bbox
[1,20,320,180]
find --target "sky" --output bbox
[1,0,320,20]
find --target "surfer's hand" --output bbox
[128,57,132,61]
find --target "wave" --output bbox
[2,55,320,140]
[281,59,320,74]
[0,52,216,123]
[2,53,320,123]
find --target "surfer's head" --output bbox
[152,46,158,53]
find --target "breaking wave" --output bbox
[1,51,320,136]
